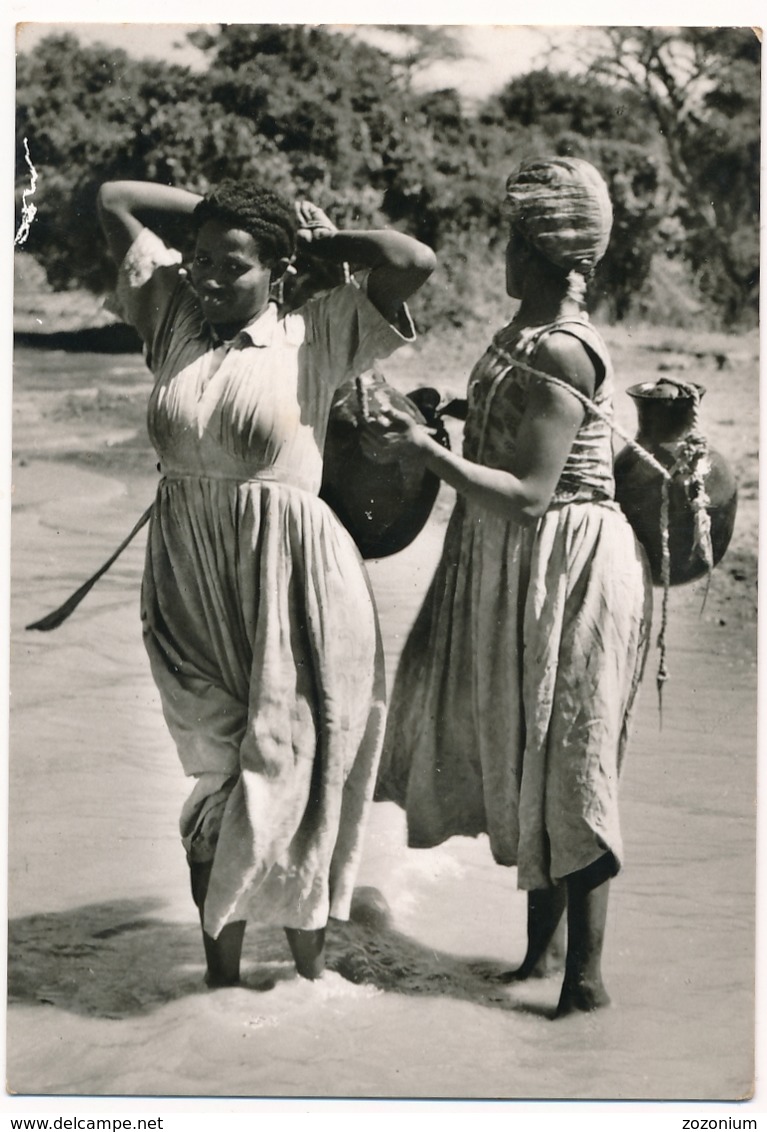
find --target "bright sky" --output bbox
[11,0,766,110]
[14,21,589,101]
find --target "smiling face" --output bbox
[190,219,276,339]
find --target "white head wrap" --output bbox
[505,157,613,274]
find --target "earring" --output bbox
[270,264,294,307]
[270,276,285,306]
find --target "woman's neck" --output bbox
[211,300,272,342]
[514,291,583,328]
[512,258,584,327]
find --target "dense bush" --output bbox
[15,24,760,329]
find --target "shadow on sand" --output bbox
[8,894,555,1020]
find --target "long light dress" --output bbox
[117,227,415,936]
[376,314,653,890]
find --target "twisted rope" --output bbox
[657,480,671,722]
[665,379,714,585]
[489,344,674,483]
[652,379,715,717]
[481,344,713,718]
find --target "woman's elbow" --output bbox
[96,183,127,223]
[412,243,437,276]
[418,244,436,272]
[375,243,436,307]
[518,487,554,522]
[388,238,436,278]
[97,181,139,219]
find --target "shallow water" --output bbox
[6,350,758,1101]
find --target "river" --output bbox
[5,346,758,1105]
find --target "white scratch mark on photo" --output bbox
[14,138,38,247]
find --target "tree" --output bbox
[585,26,760,323]
[16,23,487,326]
[16,34,208,291]
[15,24,759,328]
[488,68,653,145]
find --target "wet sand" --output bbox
[7,450,756,1101]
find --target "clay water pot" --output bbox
[320,373,449,559]
[614,380,737,586]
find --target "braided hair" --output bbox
[193,180,298,268]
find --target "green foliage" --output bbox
[15,24,760,329]
[16,34,212,290]
[585,26,760,323]
[487,69,654,146]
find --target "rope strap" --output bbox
[489,345,674,483]
[482,349,715,719]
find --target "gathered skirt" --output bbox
[142,474,386,936]
[376,496,652,889]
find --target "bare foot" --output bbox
[285,926,326,980]
[555,977,611,1017]
[499,938,567,982]
[504,959,565,978]
[204,972,241,990]
[500,888,568,982]
[201,920,246,988]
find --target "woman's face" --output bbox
[504,227,529,300]
[191,219,275,336]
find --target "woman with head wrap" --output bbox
[97,176,435,987]
[372,157,652,1016]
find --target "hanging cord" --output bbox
[484,341,680,717]
[656,480,671,724]
[649,379,714,720]
[659,378,714,603]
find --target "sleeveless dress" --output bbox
[116,228,415,936]
[376,314,652,889]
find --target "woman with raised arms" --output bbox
[97,175,435,987]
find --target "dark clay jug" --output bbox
[320,372,449,559]
[614,380,737,586]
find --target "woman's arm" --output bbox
[295,201,436,323]
[369,334,596,522]
[97,181,203,265]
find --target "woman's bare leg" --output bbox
[190,861,246,987]
[501,886,567,981]
[284,927,327,980]
[556,852,615,1017]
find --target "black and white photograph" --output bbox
[6,9,761,1116]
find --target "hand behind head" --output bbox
[295,201,338,244]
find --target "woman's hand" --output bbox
[359,407,433,466]
[295,201,338,246]
[293,201,435,322]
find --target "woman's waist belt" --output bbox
[160,465,317,494]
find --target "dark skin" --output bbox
[367,228,615,1016]
[97,183,436,338]
[98,179,435,986]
